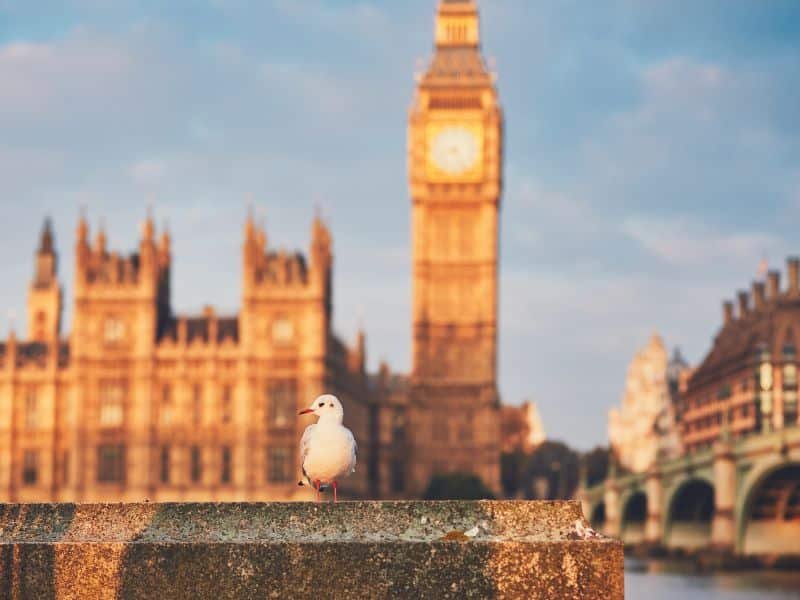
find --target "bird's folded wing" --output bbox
[300,424,317,463]
[347,428,357,470]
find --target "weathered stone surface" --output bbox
[0,500,622,599]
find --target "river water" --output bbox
[625,559,800,599]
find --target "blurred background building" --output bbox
[501,401,546,455]
[583,259,800,559]
[0,0,504,502]
[609,334,688,473]
[0,215,372,502]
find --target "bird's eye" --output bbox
[318,402,324,408]
[329,403,333,407]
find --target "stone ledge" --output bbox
[0,501,622,599]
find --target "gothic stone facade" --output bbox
[0,216,371,502]
[0,0,503,502]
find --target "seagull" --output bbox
[297,394,357,502]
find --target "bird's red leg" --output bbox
[333,481,338,503]
[315,480,321,502]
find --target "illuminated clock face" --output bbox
[430,126,480,175]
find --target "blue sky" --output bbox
[1,1,799,449]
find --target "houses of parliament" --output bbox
[0,0,503,502]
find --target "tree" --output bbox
[523,441,580,500]
[501,450,526,497]
[423,472,496,500]
[583,445,610,487]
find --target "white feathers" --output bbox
[299,395,357,487]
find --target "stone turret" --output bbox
[26,217,62,343]
[72,211,172,357]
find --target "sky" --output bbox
[1,0,799,449]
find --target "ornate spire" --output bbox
[244,204,256,242]
[95,218,107,253]
[421,0,490,88]
[77,206,89,244]
[436,0,480,48]
[38,217,55,254]
[159,221,171,255]
[142,206,155,241]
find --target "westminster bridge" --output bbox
[578,426,800,555]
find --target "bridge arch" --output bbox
[664,477,715,549]
[737,458,800,555]
[620,490,647,544]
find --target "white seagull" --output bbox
[298,394,357,502]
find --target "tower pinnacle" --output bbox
[436,0,480,48]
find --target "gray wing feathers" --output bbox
[347,428,357,473]
[300,424,316,460]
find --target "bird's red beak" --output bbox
[298,408,315,415]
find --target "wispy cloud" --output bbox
[622,217,782,269]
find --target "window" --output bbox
[391,459,405,493]
[22,450,38,486]
[160,446,170,484]
[268,380,297,429]
[192,384,203,426]
[267,447,292,483]
[99,381,125,427]
[103,316,125,344]
[458,421,473,441]
[220,446,231,484]
[784,364,797,389]
[783,395,797,427]
[221,385,233,424]
[97,444,125,483]
[392,410,406,444]
[160,385,173,426]
[190,446,202,483]
[24,388,37,430]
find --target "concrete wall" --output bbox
[0,501,623,599]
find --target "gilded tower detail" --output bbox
[407,0,503,492]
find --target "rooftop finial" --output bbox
[38,216,55,254]
[436,0,480,48]
[142,203,155,240]
[160,220,171,254]
[757,256,769,282]
[77,205,89,242]
[96,217,107,252]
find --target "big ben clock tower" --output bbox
[408,0,502,493]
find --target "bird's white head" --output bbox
[299,394,344,424]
